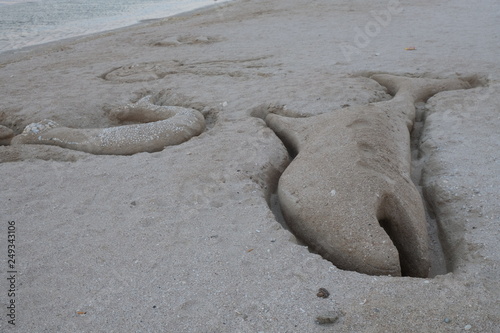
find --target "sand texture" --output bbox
[0,0,499,332]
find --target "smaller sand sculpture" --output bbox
[259,74,471,277]
[11,96,205,155]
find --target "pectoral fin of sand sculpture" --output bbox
[264,75,470,277]
[11,96,205,155]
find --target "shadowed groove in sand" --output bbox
[408,102,448,277]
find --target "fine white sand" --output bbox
[0,0,499,331]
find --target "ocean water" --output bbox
[0,0,229,53]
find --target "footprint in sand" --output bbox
[151,34,223,47]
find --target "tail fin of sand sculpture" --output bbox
[264,74,470,277]
[11,96,205,155]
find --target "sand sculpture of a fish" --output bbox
[11,95,205,155]
[258,74,471,277]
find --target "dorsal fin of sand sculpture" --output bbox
[11,96,205,155]
[261,74,471,277]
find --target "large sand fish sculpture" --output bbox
[260,74,471,277]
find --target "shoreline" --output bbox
[0,0,235,56]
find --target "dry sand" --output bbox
[0,0,499,331]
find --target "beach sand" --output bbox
[0,0,499,331]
